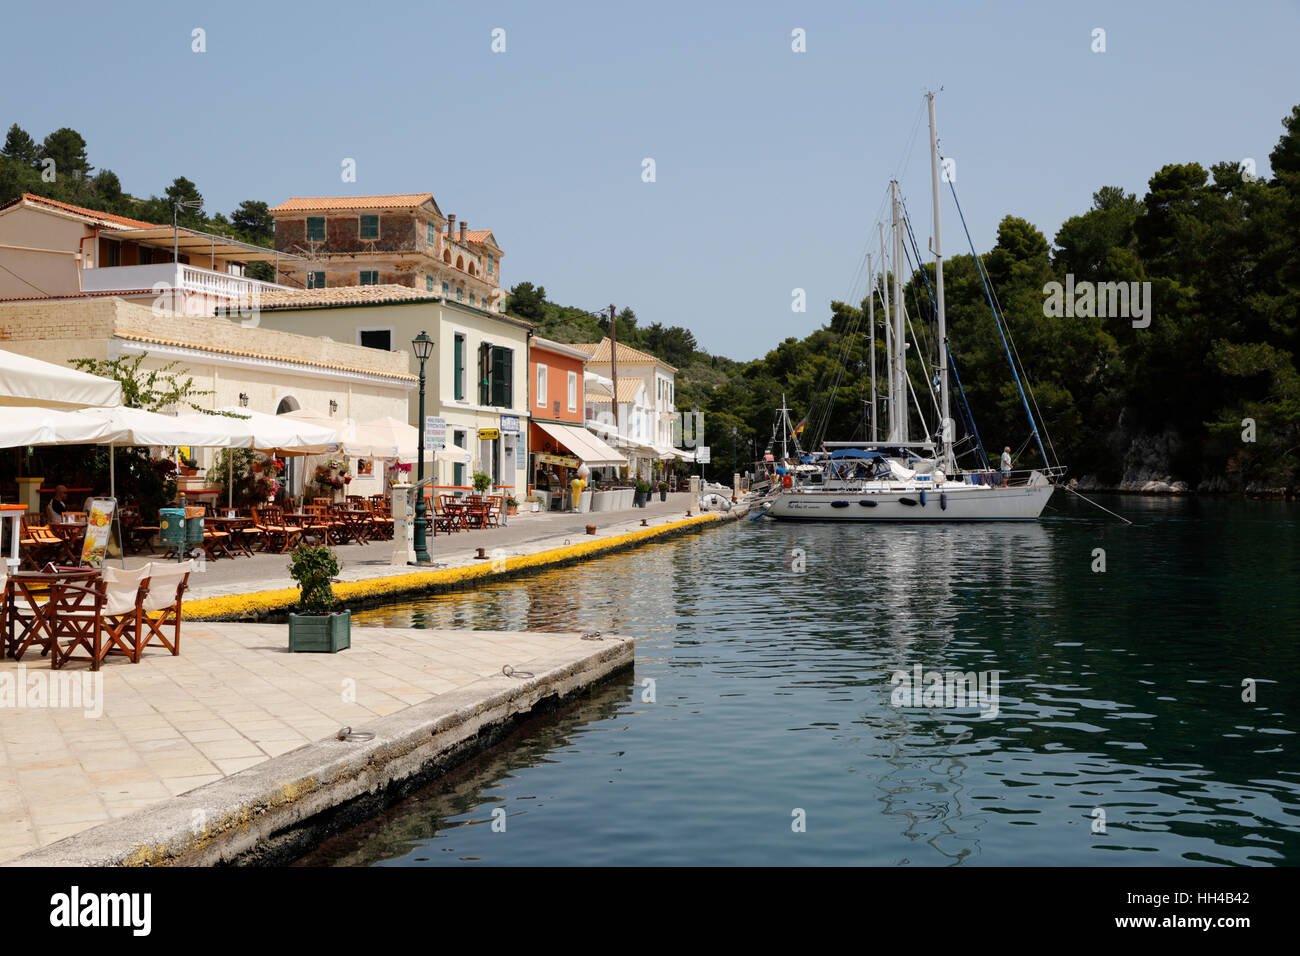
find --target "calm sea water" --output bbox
[298,495,1300,866]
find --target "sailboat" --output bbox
[764,93,1063,522]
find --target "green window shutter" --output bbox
[491,346,512,407]
[307,217,324,240]
[454,337,464,401]
[442,281,449,295]
[479,343,492,405]
[426,275,434,291]
[360,215,379,239]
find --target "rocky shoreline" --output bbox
[1069,475,1292,499]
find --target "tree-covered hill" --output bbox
[511,106,1300,494]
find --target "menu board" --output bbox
[79,498,116,568]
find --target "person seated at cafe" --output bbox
[46,484,70,524]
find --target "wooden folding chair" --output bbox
[253,506,300,553]
[47,581,108,671]
[138,560,194,657]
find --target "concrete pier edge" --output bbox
[185,510,739,621]
[8,634,634,867]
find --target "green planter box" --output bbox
[288,610,351,653]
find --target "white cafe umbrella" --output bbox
[0,407,127,448]
[355,416,472,463]
[0,348,121,409]
[279,408,372,456]
[73,407,236,499]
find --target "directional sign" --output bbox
[478,428,500,440]
[424,416,446,449]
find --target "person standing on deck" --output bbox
[1001,447,1013,486]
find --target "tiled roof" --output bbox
[0,193,156,229]
[269,194,436,213]
[572,338,676,373]
[113,329,417,382]
[584,379,644,403]
[255,284,441,311]
[460,229,502,251]
[0,290,154,303]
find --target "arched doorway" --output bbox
[275,396,301,499]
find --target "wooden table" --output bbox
[48,520,86,564]
[3,568,99,662]
[283,513,331,546]
[331,509,373,545]
[205,515,255,557]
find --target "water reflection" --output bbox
[330,496,1299,866]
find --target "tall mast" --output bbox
[878,222,893,442]
[867,252,876,443]
[927,92,951,472]
[780,392,789,460]
[890,180,908,444]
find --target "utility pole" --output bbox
[608,304,619,433]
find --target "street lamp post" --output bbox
[412,330,434,564]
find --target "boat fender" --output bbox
[899,497,917,507]
[831,500,849,508]
[919,489,927,507]
[859,499,877,507]
[940,491,947,510]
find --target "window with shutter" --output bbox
[490,346,512,407]
[479,343,492,405]
[454,334,465,401]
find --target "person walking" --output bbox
[1001,446,1013,486]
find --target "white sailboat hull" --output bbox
[765,482,1054,521]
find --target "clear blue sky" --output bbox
[2,0,1295,358]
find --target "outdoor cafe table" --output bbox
[283,512,332,546]
[205,515,256,557]
[332,509,373,545]
[48,519,87,564]
[3,568,100,662]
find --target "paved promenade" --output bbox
[0,621,631,865]
[116,493,707,605]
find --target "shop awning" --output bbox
[534,421,626,468]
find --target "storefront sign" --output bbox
[537,453,579,469]
[478,428,500,440]
[697,446,711,464]
[500,416,520,433]
[515,439,526,468]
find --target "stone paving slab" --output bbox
[0,621,630,864]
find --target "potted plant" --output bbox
[657,481,669,502]
[472,471,493,494]
[506,496,519,515]
[287,544,350,652]
[178,454,199,477]
[634,479,650,507]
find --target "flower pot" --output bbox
[659,490,667,501]
[288,610,351,653]
[179,467,197,477]
[634,491,648,507]
[507,504,518,515]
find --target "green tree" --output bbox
[2,124,40,167]
[39,127,92,180]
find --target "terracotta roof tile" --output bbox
[113,329,417,382]
[0,193,156,229]
[255,284,441,310]
[572,338,676,372]
[269,194,436,213]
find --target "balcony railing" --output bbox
[80,263,288,300]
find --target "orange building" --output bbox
[527,337,624,495]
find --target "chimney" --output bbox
[446,216,455,237]
[459,221,467,242]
